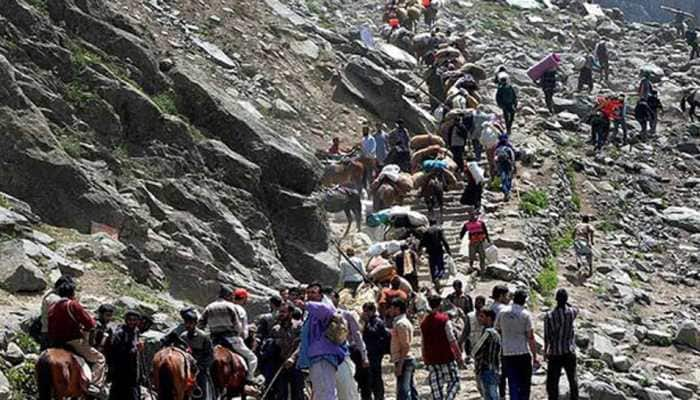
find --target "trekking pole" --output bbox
[259,365,285,400]
[332,240,382,291]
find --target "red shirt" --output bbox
[420,311,455,365]
[48,299,96,343]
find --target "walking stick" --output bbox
[332,239,382,291]
[259,364,285,400]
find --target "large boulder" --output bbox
[169,61,320,195]
[336,55,436,134]
[583,381,626,400]
[0,369,9,400]
[589,333,617,366]
[662,207,700,233]
[673,320,699,350]
[0,240,47,293]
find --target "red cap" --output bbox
[234,288,249,300]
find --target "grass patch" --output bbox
[550,227,574,256]
[536,257,559,301]
[65,81,97,108]
[93,262,175,316]
[69,42,135,86]
[519,189,549,216]
[152,91,178,115]
[5,362,38,398]
[488,176,502,192]
[59,135,83,158]
[597,219,618,233]
[113,143,129,159]
[26,0,48,13]
[0,193,10,209]
[12,331,39,354]
[305,0,322,14]
[571,192,582,211]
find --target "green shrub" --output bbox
[536,257,558,299]
[60,135,83,158]
[26,0,48,14]
[152,91,178,115]
[6,362,38,398]
[488,176,502,192]
[0,194,10,209]
[550,228,574,256]
[13,332,39,354]
[65,81,97,108]
[519,190,549,216]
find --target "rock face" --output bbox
[336,55,436,134]
[0,240,47,293]
[662,207,700,233]
[0,0,337,306]
[673,320,699,350]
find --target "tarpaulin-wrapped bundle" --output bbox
[366,209,392,227]
[411,144,451,169]
[527,53,561,81]
[368,263,397,283]
[368,255,391,271]
[395,173,414,194]
[422,159,449,172]
[457,63,487,81]
[367,240,405,257]
[397,276,414,294]
[410,133,446,150]
[467,161,485,184]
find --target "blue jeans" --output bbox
[479,369,500,400]
[472,139,483,161]
[498,161,513,195]
[503,354,533,400]
[396,358,418,400]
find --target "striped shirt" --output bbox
[544,305,578,356]
[472,327,501,374]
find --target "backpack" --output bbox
[365,318,391,355]
[325,312,349,345]
[495,145,514,163]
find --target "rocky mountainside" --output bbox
[595,0,700,23]
[1,0,700,398]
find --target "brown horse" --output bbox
[320,159,364,189]
[420,172,446,223]
[373,182,400,212]
[152,347,197,400]
[36,349,87,400]
[211,346,251,400]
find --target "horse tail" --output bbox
[158,361,176,400]
[36,354,53,400]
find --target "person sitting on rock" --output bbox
[48,278,107,399]
[573,215,595,277]
[460,210,491,275]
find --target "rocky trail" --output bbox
[1,0,700,398]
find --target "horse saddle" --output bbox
[215,345,249,372]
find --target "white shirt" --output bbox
[339,256,364,284]
[495,303,533,356]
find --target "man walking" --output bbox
[390,298,418,400]
[539,68,557,113]
[269,302,304,400]
[467,296,487,363]
[611,94,628,146]
[297,284,348,400]
[460,211,491,275]
[573,215,595,277]
[445,280,473,355]
[647,90,663,135]
[107,310,142,400]
[180,309,215,400]
[421,295,464,400]
[495,72,517,134]
[544,289,579,400]
[374,122,389,169]
[420,219,452,284]
[388,119,412,172]
[361,302,391,400]
[495,289,539,400]
[338,247,365,295]
[472,308,501,400]
[360,125,377,192]
[594,41,610,81]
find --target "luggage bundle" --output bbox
[370,164,414,197]
[410,133,446,150]
[527,53,561,81]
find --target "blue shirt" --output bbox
[373,131,388,163]
[361,135,376,158]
